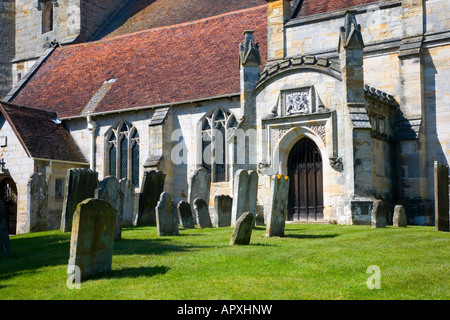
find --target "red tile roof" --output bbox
[0,101,87,163]
[294,0,381,17]
[95,0,267,40]
[12,6,267,119]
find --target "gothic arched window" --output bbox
[106,121,140,187]
[199,107,238,182]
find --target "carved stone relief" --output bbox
[285,90,310,115]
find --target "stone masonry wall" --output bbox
[0,0,15,98]
[0,117,34,234]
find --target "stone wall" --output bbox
[64,96,241,210]
[0,117,34,234]
[0,0,15,98]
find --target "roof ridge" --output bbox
[58,4,267,50]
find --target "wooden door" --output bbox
[287,138,323,222]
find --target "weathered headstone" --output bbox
[371,200,387,228]
[231,170,258,226]
[177,200,195,229]
[265,174,289,237]
[188,167,211,223]
[213,195,232,227]
[434,161,449,231]
[255,213,265,226]
[27,172,48,232]
[230,212,255,245]
[194,198,213,228]
[61,168,98,232]
[156,192,179,236]
[0,200,11,257]
[67,198,116,282]
[393,205,407,227]
[95,176,124,240]
[120,179,135,226]
[135,170,165,226]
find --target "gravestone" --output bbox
[434,161,449,231]
[27,172,48,232]
[61,168,98,232]
[95,176,124,240]
[135,170,165,225]
[393,205,407,227]
[371,200,387,228]
[213,195,232,227]
[156,192,179,236]
[255,213,265,226]
[265,174,289,237]
[67,198,116,282]
[177,200,195,229]
[120,179,135,226]
[0,200,11,257]
[231,170,258,226]
[230,212,255,245]
[194,198,213,228]
[188,167,211,222]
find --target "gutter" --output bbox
[59,92,240,120]
[32,157,89,166]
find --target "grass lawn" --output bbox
[0,223,448,300]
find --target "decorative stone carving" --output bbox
[273,128,289,147]
[310,125,326,146]
[286,91,310,115]
[329,157,343,171]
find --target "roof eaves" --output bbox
[0,102,33,158]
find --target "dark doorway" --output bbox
[0,175,17,234]
[287,138,323,222]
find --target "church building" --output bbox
[0,0,448,234]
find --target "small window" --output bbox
[42,1,54,34]
[55,179,64,199]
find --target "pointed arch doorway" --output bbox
[0,174,17,234]
[287,138,324,222]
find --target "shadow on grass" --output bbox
[0,231,200,284]
[283,233,339,239]
[113,238,203,256]
[88,266,170,281]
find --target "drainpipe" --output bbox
[87,114,96,171]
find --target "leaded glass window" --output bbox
[200,107,238,182]
[105,121,140,187]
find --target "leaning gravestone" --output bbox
[371,200,387,228]
[120,179,135,226]
[265,174,289,237]
[27,172,49,232]
[156,192,179,236]
[188,167,211,223]
[194,198,213,228]
[213,195,232,227]
[0,200,11,257]
[95,176,124,240]
[67,198,116,282]
[393,205,407,227]
[135,170,165,225]
[230,212,255,245]
[177,200,195,229]
[231,170,258,227]
[61,169,98,232]
[434,161,449,231]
